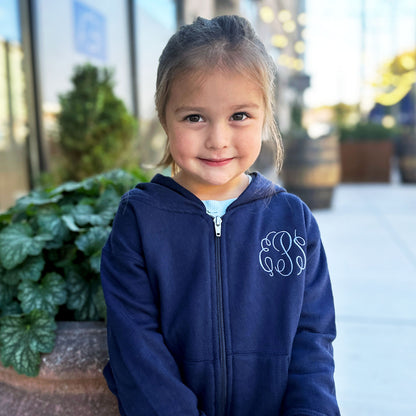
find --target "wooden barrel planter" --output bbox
[397,134,416,183]
[340,140,393,182]
[281,134,341,210]
[0,321,118,416]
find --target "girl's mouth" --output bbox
[199,157,234,167]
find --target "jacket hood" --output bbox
[134,172,286,213]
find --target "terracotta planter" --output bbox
[0,321,118,416]
[340,141,393,182]
[281,134,341,210]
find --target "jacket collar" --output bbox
[144,172,285,211]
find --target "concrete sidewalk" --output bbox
[313,181,416,415]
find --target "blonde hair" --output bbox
[155,15,283,175]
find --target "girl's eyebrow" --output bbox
[231,103,260,111]
[174,103,260,114]
[174,106,205,114]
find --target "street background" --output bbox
[314,172,416,415]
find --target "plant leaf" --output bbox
[75,226,111,257]
[89,253,101,273]
[18,273,67,316]
[14,191,62,210]
[94,188,120,225]
[66,269,100,320]
[93,284,106,320]
[49,181,83,195]
[61,214,82,232]
[37,213,70,248]
[0,309,56,376]
[0,301,22,316]
[0,224,46,270]
[50,177,97,197]
[71,204,111,226]
[2,256,45,285]
[0,280,17,308]
[71,204,95,226]
[0,210,12,225]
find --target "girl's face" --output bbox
[163,69,265,200]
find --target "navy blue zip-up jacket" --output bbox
[101,172,339,416]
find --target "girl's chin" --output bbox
[179,174,249,200]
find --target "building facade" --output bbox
[0,0,307,211]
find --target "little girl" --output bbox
[101,15,339,416]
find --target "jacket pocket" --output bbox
[229,353,289,416]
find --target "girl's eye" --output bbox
[231,112,249,121]
[186,114,203,123]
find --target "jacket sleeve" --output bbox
[280,210,340,416]
[100,196,205,416]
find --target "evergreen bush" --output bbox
[57,63,137,181]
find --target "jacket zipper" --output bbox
[213,216,227,416]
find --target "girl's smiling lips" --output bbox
[198,157,234,166]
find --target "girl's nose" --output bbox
[205,123,229,150]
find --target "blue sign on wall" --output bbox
[73,0,106,61]
[0,0,21,42]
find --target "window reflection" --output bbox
[135,0,177,169]
[35,0,134,181]
[0,0,29,211]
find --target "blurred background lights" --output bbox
[307,122,332,139]
[381,115,396,128]
[259,6,275,23]
[399,55,415,71]
[283,20,296,33]
[294,58,304,71]
[294,40,305,54]
[278,54,291,66]
[278,9,292,22]
[297,12,307,26]
[272,34,288,48]
[277,54,304,72]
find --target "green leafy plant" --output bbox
[339,122,396,142]
[57,63,138,181]
[0,169,147,376]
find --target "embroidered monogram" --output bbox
[259,230,306,277]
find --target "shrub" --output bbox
[0,169,147,376]
[338,122,396,142]
[57,63,138,181]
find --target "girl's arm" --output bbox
[100,199,205,416]
[280,214,340,416]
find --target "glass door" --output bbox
[0,0,29,211]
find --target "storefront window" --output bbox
[34,0,134,175]
[0,0,29,211]
[135,0,177,169]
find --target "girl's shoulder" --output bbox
[118,175,204,214]
[245,173,311,215]
[252,179,317,232]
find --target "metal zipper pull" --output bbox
[213,216,222,237]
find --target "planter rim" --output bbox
[0,321,108,395]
